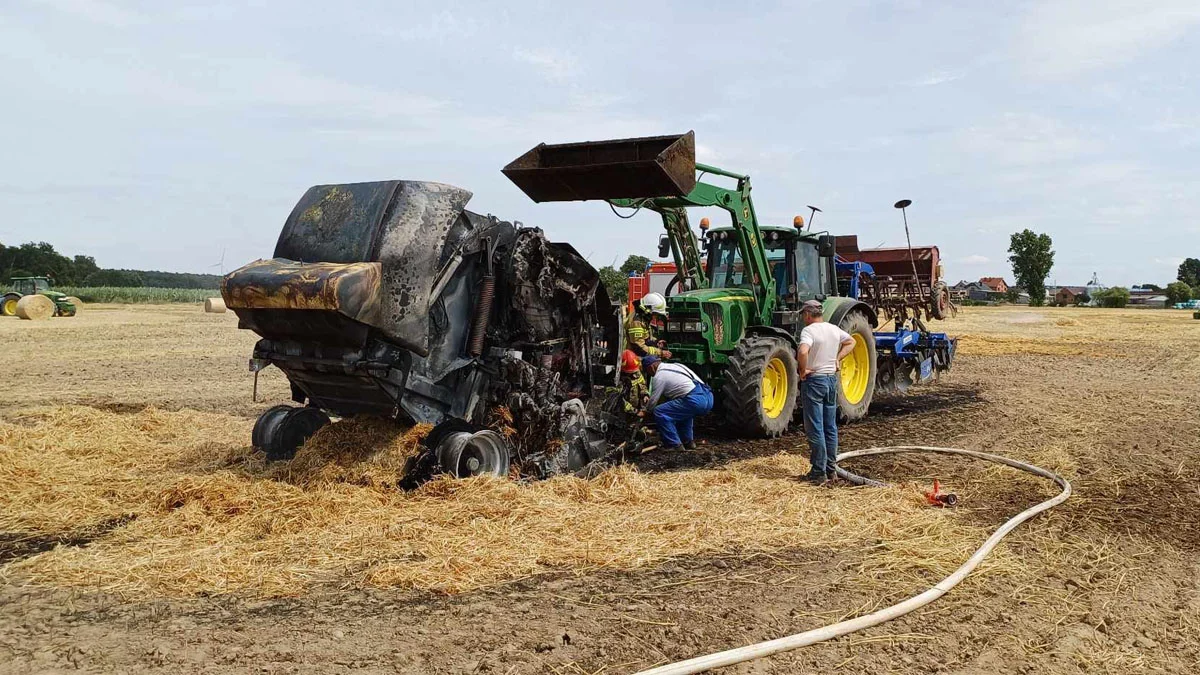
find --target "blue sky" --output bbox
[2,0,1198,286]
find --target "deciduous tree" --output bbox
[1165,281,1194,306]
[1178,258,1200,288]
[1007,230,1055,307]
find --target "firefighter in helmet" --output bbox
[626,292,671,359]
[607,349,649,414]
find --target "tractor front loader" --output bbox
[503,131,955,435]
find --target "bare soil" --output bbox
[2,305,1199,674]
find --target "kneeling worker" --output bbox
[612,349,649,414]
[641,355,713,451]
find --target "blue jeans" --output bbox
[652,384,714,447]
[802,374,839,475]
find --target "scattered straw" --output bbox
[0,406,996,598]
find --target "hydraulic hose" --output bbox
[633,445,1071,675]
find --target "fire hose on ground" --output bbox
[634,445,1072,675]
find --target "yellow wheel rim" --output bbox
[2,298,16,316]
[761,357,789,419]
[840,334,870,405]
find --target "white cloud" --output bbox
[1016,0,1200,79]
[27,0,144,27]
[512,47,578,82]
[1153,257,1184,267]
[910,69,965,87]
[695,144,720,163]
[374,10,480,42]
[954,113,1099,166]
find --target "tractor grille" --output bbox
[704,304,724,344]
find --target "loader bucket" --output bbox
[502,131,697,202]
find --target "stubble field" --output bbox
[1,304,1198,674]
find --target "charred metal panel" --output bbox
[231,307,372,348]
[264,180,472,357]
[373,182,473,356]
[222,259,383,326]
[275,182,401,264]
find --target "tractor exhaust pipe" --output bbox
[502,131,697,202]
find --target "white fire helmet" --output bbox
[640,292,667,315]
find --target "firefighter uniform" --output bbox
[624,311,664,357]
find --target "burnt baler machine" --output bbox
[222,180,622,478]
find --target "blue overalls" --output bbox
[651,369,714,447]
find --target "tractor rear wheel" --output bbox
[722,335,798,438]
[1,294,19,317]
[836,312,877,422]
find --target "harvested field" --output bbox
[1,305,1199,674]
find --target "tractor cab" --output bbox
[704,226,836,307]
[12,277,52,295]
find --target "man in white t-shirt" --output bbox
[797,300,856,484]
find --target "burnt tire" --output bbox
[836,312,877,423]
[253,405,330,461]
[721,335,798,438]
[433,426,512,478]
[1,293,20,317]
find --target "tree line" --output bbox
[594,229,1200,311]
[1,241,222,289]
[1008,230,1198,308]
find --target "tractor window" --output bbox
[33,278,50,292]
[793,244,822,299]
[706,236,787,289]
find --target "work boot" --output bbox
[663,444,685,453]
[804,472,827,486]
[683,441,697,451]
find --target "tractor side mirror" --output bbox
[817,235,835,257]
[657,235,671,259]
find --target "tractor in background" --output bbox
[2,277,77,317]
[503,131,955,435]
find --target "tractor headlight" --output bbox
[667,321,682,332]
[683,321,704,332]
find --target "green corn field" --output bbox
[55,287,217,304]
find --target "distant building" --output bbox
[1128,289,1168,307]
[1052,286,1088,306]
[952,280,1005,302]
[978,277,1009,293]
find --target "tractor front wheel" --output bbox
[1,294,19,317]
[722,335,798,438]
[837,312,877,422]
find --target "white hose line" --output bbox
[633,445,1072,675]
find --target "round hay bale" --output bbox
[16,294,55,320]
[204,297,227,314]
[64,296,83,311]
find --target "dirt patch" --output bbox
[2,305,1199,673]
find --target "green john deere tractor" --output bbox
[2,277,77,317]
[503,132,885,437]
